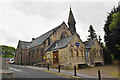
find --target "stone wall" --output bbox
[66,35,86,69]
[0,58,14,79]
[46,35,87,69]
[53,23,72,41]
[89,40,104,66]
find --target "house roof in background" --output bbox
[83,39,96,48]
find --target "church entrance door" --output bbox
[53,51,59,63]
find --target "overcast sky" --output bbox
[0,0,119,48]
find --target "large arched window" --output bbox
[60,32,68,39]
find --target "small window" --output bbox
[55,43,59,47]
[32,49,34,53]
[37,48,39,52]
[70,47,74,57]
[32,53,34,59]
[76,49,79,57]
[41,48,44,53]
[48,38,51,46]
[69,48,73,57]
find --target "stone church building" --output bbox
[14,8,104,69]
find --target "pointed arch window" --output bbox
[76,49,79,57]
[60,32,68,39]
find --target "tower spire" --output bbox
[68,7,76,34]
[68,7,76,23]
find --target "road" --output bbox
[9,64,118,80]
[9,64,69,80]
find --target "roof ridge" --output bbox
[20,40,31,43]
[33,23,63,41]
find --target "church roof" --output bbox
[83,40,96,49]
[28,22,66,49]
[20,41,31,50]
[28,30,54,49]
[68,7,76,23]
[46,36,73,51]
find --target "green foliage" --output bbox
[98,36,103,47]
[87,25,97,40]
[109,12,120,31]
[2,54,14,58]
[0,45,16,58]
[103,45,112,64]
[104,5,120,61]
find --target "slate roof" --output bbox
[83,40,95,48]
[28,22,66,49]
[20,41,31,50]
[46,36,73,51]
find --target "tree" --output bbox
[109,11,120,60]
[0,45,16,58]
[87,25,97,40]
[103,9,113,64]
[98,36,103,47]
[104,5,120,61]
[103,46,112,64]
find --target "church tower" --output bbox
[68,7,76,34]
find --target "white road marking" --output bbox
[9,67,22,72]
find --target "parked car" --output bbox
[6,58,14,64]
[6,58,11,63]
[9,58,14,64]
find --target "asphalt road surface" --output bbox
[9,64,67,78]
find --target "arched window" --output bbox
[76,49,79,57]
[48,38,51,46]
[60,32,68,39]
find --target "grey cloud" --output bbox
[1,1,118,47]
[10,2,117,25]
[10,2,69,20]
[10,2,117,38]
[0,29,26,44]
[1,31,18,44]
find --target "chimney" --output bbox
[32,38,35,41]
